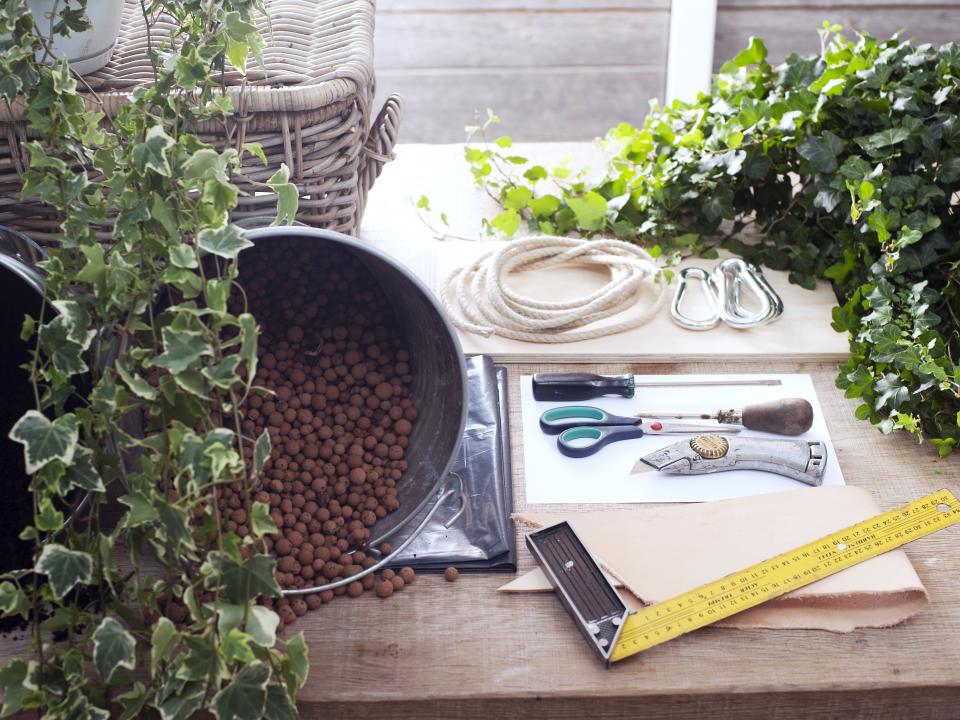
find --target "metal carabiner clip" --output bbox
[671,259,783,331]
[671,266,722,331]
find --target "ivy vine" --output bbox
[428,25,960,455]
[0,1,305,718]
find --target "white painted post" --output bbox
[665,0,718,103]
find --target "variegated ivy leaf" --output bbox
[92,616,136,684]
[263,685,297,720]
[251,429,271,481]
[64,446,105,492]
[9,410,78,474]
[249,501,277,539]
[38,315,90,375]
[131,125,174,177]
[210,662,270,720]
[266,164,299,225]
[216,602,279,648]
[36,544,92,599]
[197,224,253,261]
[154,326,212,374]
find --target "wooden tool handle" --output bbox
[741,398,814,435]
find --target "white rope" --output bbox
[441,235,668,344]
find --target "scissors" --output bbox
[539,406,740,458]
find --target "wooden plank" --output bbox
[714,7,960,65]
[375,10,668,69]
[1,359,956,717]
[281,356,959,715]
[375,70,664,143]
[359,142,849,361]
[378,0,670,12]
[719,0,956,6]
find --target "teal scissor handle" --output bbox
[539,406,639,435]
[557,425,647,458]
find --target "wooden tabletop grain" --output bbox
[279,359,960,720]
[4,142,959,719]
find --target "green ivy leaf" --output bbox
[249,501,278,538]
[0,660,39,718]
[502,186,532,210]
[35,497,64,532]
[157,681,205,720]
[155,327,212,374]
[151,617,180,678]
[217,603,280,648]
[116,363,157,400]
[283,632,309,691]
[221,628,256,664]
[197,224,253,260]
[65,446,105,493]
[36,544,93,599]
[0,582,29,619]
[217,553,282,603]
[252,429,271,482]
[118,492,159,527]
[797,131,843,173]
[210,662,270,720]
[93,616,136,684]
[266,164,299,225]
[263,685,298,720]
[490,209,520,236]
[202,355,241,390]
[131,125,175,177]
[9,411,78,474]
[734,36,768,66]
[567,191,607,231]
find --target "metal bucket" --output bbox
[240,227,468,594]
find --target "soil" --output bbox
[221,238,421,625]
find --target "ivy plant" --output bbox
[442,25,960,455]
[0,1,306,718]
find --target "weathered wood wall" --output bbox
[374,0,960,143]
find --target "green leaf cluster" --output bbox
[0,0,308,717]
[457,26,960,453]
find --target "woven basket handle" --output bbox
[358,94,403,220]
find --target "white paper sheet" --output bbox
[520,373,845,504]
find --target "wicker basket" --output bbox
[0,0,401,240]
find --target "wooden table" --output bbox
[290,143,960,718]
[4,144,959,719]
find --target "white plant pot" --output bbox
[28,0,124,75]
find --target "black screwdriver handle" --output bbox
[532,372,635,401]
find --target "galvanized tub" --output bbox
[240,227,468,593]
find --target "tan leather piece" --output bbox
[504,486,928,631]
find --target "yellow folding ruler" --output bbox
[526,489,960,665]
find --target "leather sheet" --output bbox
[503,486,928,631]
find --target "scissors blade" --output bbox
[641,421,740,434]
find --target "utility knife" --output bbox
[632,434,827,486]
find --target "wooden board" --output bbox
[714,4,960,68]
[359,142,850,362]
[373,1,670,142]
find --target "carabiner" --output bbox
[671,266,721,330]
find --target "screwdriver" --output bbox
[531,372,782,401]
[634,397,814,436]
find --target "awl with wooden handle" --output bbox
[531,372,782,402]
[634,397,814,436]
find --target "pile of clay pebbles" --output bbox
[226,240,421,626]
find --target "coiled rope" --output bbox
[442,235,668,343]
